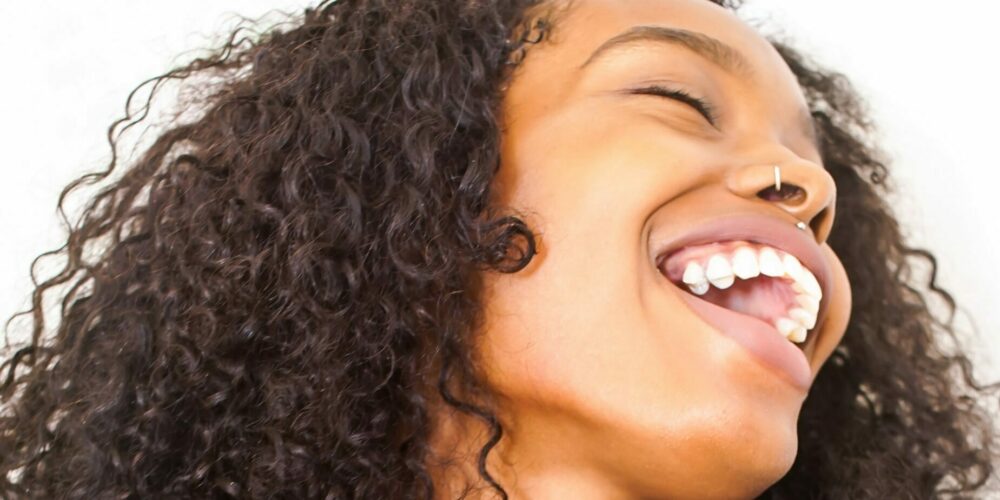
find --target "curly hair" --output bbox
[1,0,997,498]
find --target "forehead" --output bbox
[531,0,787,77]
[557,0,774,51]
[505,0,809,125]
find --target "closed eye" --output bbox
[629,84,720,127]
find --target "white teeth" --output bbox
[780,253,804,280]
[682,261,706,285]
[682,261,710,296]
[791,267,822,298]
[704,255,735,289]
[789,325,808,343]
[775,317,807,343]
[731,247,760,280]
[788,307,817,329]
[670,244,823,346]
[758,247,784,277]
[774,317,798,337]
[796,294,820,315]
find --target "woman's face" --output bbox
[472,0,854,497]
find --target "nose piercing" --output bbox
[774,165,809,232]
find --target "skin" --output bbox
[427,0,853,498]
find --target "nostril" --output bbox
[757,183,807,204]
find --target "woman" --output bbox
[0,0,996,497]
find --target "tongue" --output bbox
[698,276,798,326]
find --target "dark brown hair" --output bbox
[1,0,996,498]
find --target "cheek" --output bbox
[481,105,745,415]
[492,94,712,210]
[480,111,698,413]
[475,104,806,491]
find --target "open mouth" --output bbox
[657,240,823,350]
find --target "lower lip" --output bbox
[673,285,812,391]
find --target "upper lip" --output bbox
[650,212,834,335]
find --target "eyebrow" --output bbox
[579,25,820,152]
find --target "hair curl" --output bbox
[1,0,996,498]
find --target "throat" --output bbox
[696,276,798,325]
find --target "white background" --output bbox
[0,0,997,390]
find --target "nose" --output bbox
[725,159,837,244]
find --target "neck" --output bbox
[424,397,631,500]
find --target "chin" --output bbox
[699,409,800,499]
[595,398,801,499]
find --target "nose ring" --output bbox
[774,165,809,232]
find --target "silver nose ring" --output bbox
[774,165,809,232]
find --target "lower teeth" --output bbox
[677,277,813,345]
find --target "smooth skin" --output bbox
[427,0,853,498]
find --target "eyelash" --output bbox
[631,85,720,126]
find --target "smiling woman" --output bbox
[0,0,997,498]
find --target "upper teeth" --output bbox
[704,254,735,289]
[677,244,822,344]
